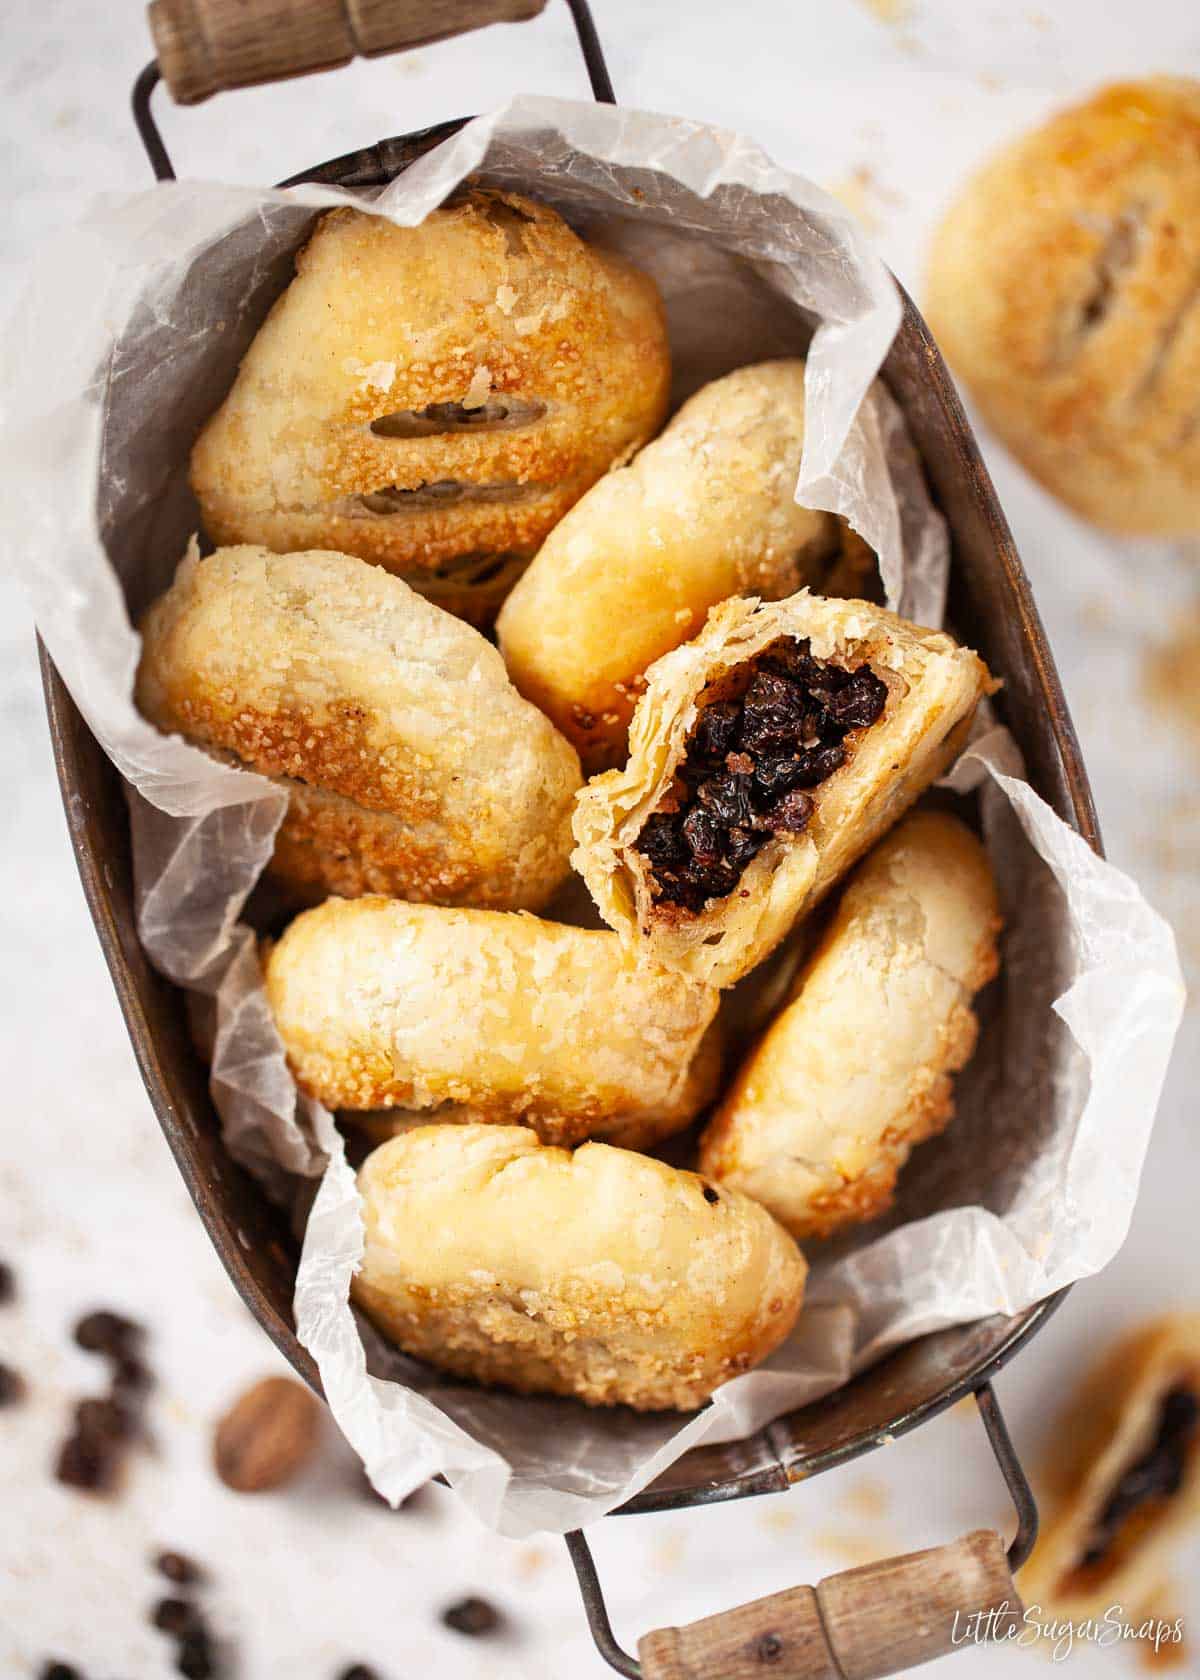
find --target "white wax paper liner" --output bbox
[289,727,1183,1536]
[0,96,1182,1539]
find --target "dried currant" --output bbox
[636,812,687,868]
[766,789,815,834]
[696,770,754,828]
[633,636,884,911]
[691,699,740,762]
[441,1597,502,1636]
[75,1395,132,1442]
[155,1550,205,1587]
[823,667,887,727]
[55,1432,111,1492]
[175,1632,216,1680]
[73,1310,140,1358]
[153,1598,205,1639]
[681,807,723,867]
[725,826,767,871]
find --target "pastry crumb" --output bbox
[811,1527,884,1568]
[1142,611,1200,740]
[842,1477,890,1522]
[514,1545,549,1580]
[829,167,882,234]
[857,0,910,23]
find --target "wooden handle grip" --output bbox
[148,0,549,104]
[639,1530,1021,1680]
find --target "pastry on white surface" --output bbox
[926,78,1200,536]
[1020,1314,1200,1620]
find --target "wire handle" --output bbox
[566,1382,1037,1679]
[133,0,613,181]
[148,0,547,105]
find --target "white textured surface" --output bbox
[1,1,1197,1675]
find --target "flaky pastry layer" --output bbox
[191,192,670,622]
[700,810,1001,1238]
[572,590,992,987]
[265,899,719,1147]
[497,360,837,768]
[136,544,581,909]
[352,1124,807,1410]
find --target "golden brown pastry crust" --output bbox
[264,898,720,1147]
[136,544,581,910]
[1020,1314,1200,1621]
[926,79,1200,535]
[336,1020,723,1155]
[496,361,838,769]
[190,192,671,623]
[572,591,992,988]
[352,1124,808,1410]
[700,811,1001,1238]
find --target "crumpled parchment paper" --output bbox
[2,95,1184,1539]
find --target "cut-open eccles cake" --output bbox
[573,590,994,989]
[1020,1314,1200,1620]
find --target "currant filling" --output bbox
[1074,1385,1199,1576]
[369,397,546,438]
[633,637,888,913]
[356,480,536,514]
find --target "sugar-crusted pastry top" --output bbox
[189,193,670,609]
[497,360,835,767]
[265,898,719,1145]
[352,1123,807,1410]
[701,810,1001,1236]
[926,79,1200,535]
[136,544,581,907]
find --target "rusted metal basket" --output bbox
[39,2,1100,1672]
